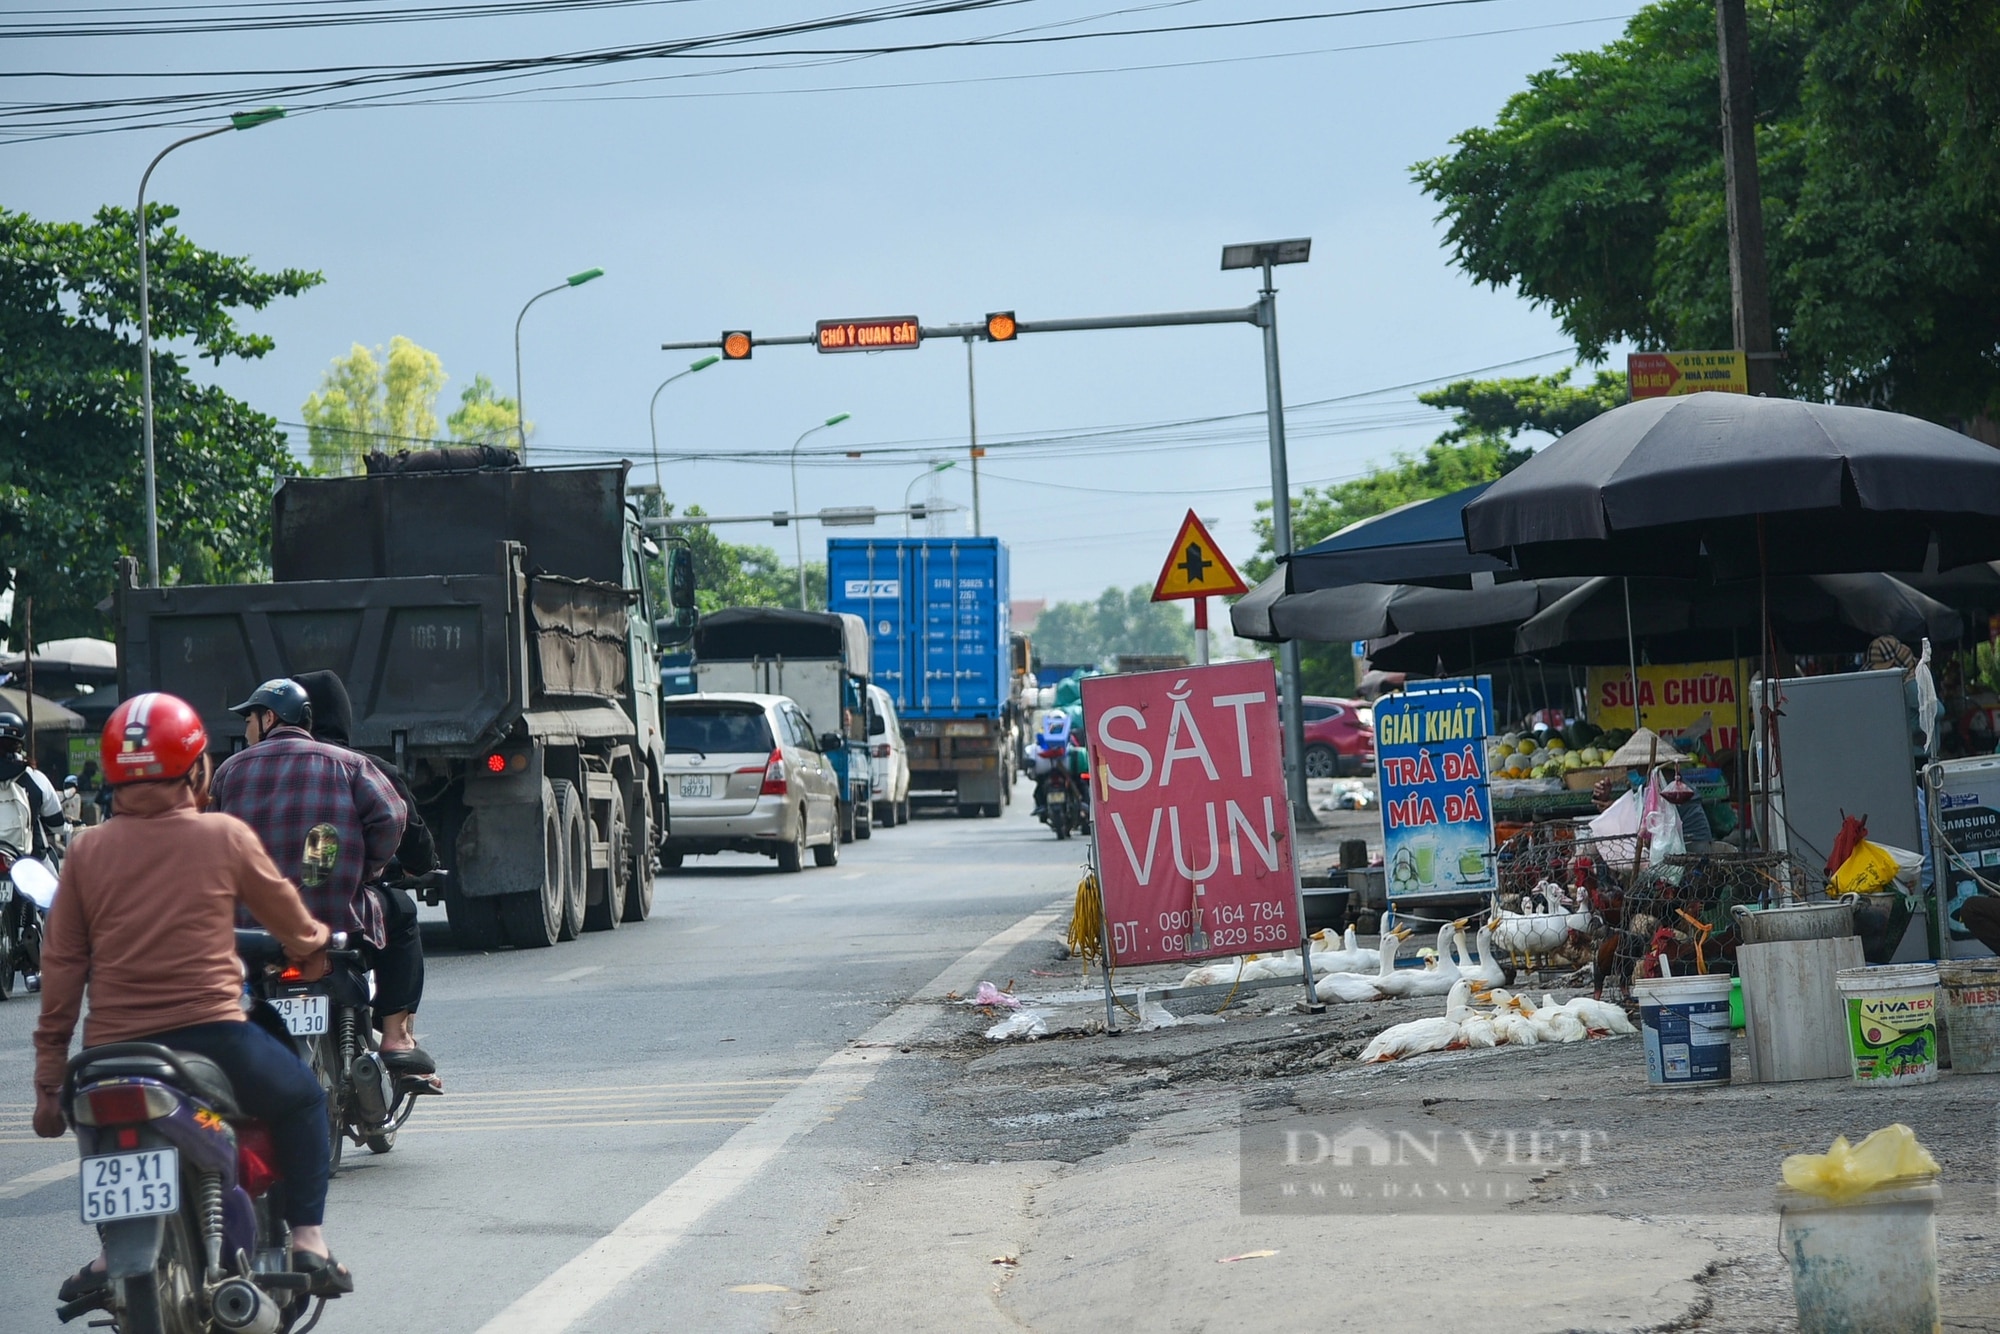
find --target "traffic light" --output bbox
[721,331,753,360]
[984,311,1017,342]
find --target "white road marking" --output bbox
[0,1160,74,1199]
[769,894,804,904]
[545,965,603,984]
[475,903,1062,1334]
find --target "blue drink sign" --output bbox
[1374,678,1496,899]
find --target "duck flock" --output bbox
[1179,919,1636,1063]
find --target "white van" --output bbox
[866,683,911,827]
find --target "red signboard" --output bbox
[1083,659,1302,966]
[816,316,921,353]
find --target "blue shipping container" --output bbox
[826,537,1010,720]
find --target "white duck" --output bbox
[1316,969,1383,1004]
[1312,925,1376,976]
[1559,994,1637,1036]
[1394,924,1467,998]
[1358,979,1476,1062]
[1460,920,1509,989]
[1533,993,1590,1044]
[1458,985,1500,1048]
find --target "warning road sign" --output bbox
[1152,511,1247,601]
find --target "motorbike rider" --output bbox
[32,692,353,1300]
[0,710,65,859]
[208,680,417,1067]
[292,669,440,1074]
[1027,709,1074,817]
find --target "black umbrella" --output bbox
[1514,574,1962,657]
[1462,394,2000,579]
[1263,576,1587,645]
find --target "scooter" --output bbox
[0,843,57,997]
[56,937,346,1332]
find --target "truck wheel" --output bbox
[838,800,855,844]
[897,797,910,825]
[585,793,628,932]
[444,884,503,951]
[552,780,589,941]
[500,784,565,949]
[621,787,655,923]
[982,803,1001,818]
[776,808,806,873]
[855,799,872,840]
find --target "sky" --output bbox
[3,0,1636,608]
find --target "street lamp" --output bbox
[1222,236,1314,826]
[136,105,284,588]
[513,266,604,464]
[789,413,852,608]
[904,459,955,535]
[648,355,720,495]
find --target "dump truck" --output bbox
[117,456,693,950]
[825,537,1020,817]
[690,608,874,841]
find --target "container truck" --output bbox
[117,456,691,950]
[826,537,1021,817]
[690,608,874,842]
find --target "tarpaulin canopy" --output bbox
[1286,483,1508,592]
[1462,394,2000,579]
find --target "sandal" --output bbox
[381,1045,436,1076]
[57,1262,108,1304]
[292,1250,355,1297]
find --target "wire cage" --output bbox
[1491,821,1814,996]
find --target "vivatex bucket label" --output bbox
[1846,992,1937,1083]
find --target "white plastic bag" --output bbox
[1639,769,1686,875]
[1135,990,1180,1032]
[1915,639,1940,754]
[1588,789,1641,871]
[984,1008,1052,1041]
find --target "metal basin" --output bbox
[1732,895,1858,945]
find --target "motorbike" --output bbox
[239,870,445,1169]
[1038,760,1091,841]
[56,935,348,1333]
[0,841,58,997]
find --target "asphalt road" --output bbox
[0,785,1079,1332]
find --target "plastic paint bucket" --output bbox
[1779,1179,1941,1334]
[1835,964,1939,1087]
[1729,976,1744,1030]
[1633,973,1733,1087]
[1938,959,2000,1075]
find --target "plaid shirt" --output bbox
[210,726,405,947]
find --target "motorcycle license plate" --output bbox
[1047,790,1066,804]
[678,774,713,798]
[273,995,329,1036]
[79,1148,179,1223]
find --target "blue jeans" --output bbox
[143,1020,329,1228]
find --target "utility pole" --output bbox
[964,337,983,536]
[1255,260,1315,830]
[1717,0,1778,398]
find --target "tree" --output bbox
[1413,0,2000,425]
[300,336,448,473]
[446,374,523,448]
[1031,586,1194,666]
[0,203,319,640]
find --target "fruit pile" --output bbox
[1484,722,1633,781]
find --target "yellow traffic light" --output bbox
[721,331,753,360]
[984,311,1017,342]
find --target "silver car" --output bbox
[661,692,841,872]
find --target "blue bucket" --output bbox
[1633,973,1733,1087]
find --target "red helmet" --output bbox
[102,692,208,785]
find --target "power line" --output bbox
[0,0,1536,140]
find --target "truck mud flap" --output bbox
[456,798,552,898]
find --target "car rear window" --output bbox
[665,706,774,754]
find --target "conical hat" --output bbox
[1607,727,1687,767]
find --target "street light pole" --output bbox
[135,106,284,589]
[904,459,955,536]
[789,413,852,609]
[963,337,983,536]
[648,355,720,495]
[513,266,604,465]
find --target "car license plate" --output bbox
[679,774,713,798]
[272,995,329,1037]
[80,1148,179,1223]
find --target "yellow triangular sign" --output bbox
[1152,510,1247,601]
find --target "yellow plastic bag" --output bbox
[1830,840,1898,897]
[1781,1123,1941,1203]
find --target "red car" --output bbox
[1300,696,1374,778]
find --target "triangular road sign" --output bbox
[1152,510,1248,601]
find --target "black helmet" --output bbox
[228,679,313,729]
[0,711,24,744]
